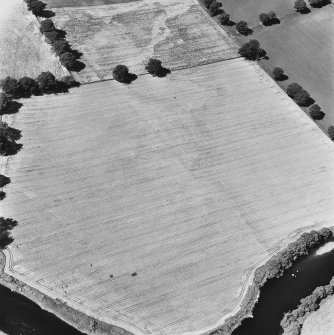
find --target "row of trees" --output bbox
[281,277,334,335]
[25,0,54,18]
[112,58,170,83]
[39,18,84,71]
[286,83,313,107]
[0,73,79,99]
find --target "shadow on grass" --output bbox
[118,73,138,84]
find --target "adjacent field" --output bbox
[51,0,237,83]
[0,0,68,79]
[301,295,334,335]
[254,7,334,131]
[1,58,334,335]
[218,0,294,27]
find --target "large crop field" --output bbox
[301,295,334,335]
[50,0,237,83]
[0,0,68,79]
[1,58,334,335]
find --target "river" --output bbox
[232,243,334,335]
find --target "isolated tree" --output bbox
[309,104,325,120]
[220,13,231,25]
[0,93,10,115]
[286,83,303,98]
[36,71,58,94]
[328,126,334,140]
[40,18,56,33]
[18,76,40,97]
[112,65,132,83]
[236,21,250,35]
[209,1,223,16]
[28,0,47,16]
[272,67,286,81]
[60,52,77,70]
[202,0,214,8]
[309,0,325,7]
[267,11,277,21]
[259,13,270,25]
[238,40,266,60]
[0,175,10,188]
[145,58,170,77]
[0,77,20,97]
[294,0,309,12]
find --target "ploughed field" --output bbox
[50,0,237,83]
[0,0,68,79]
[2,58,334,335]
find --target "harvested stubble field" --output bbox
[50,0,237,83]
[1,58,334,335]
[253,7,334,131]
[302,295,334,335]
[0,0,68,79]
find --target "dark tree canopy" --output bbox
[220,13,231,25]
[0,174,11,188]
[18,76,40,97]
[40,19,56,33]
[272,67,286,81]
[0,217,18,249]
[61,76,80,88]
[309,104,325,120]
[286,83,303,98]
[0,93,10,114]
[236,20,251,35]
[202,0,214,8]
[294,89,311,106]
[36,71,58,94]
[112,65,136,83]
[309,0,329,7]
[145,58,170,77]
[0,77,20,97]
[52,39,69,55]
[28,0,47,16]
[60,52,77,70]
[0,122,21,142]
[259,13,270,25]
[238,40,266,60]
[209,1,223,16]
[294,0,309,12]
[328,126,334,140]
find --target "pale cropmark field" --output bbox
[1,57,334,335]
[50,0,237,83]
[0,0,68,79]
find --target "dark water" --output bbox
[233,244,334,335]
[0,284,86,335]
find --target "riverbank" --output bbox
[0,251,132,335]
[208,227,334,335]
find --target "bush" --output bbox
[112,65,134,83]
[272,67,286,81]
[209,1,223,16]
[18,76,40,97]
[36,71,58,94]
[328,126,334,140]
[0,77,20,97]
[309,104,325,120]
[0,175,10,188]
[236,21,251,35]
[238,40,266,60]
[294,0,309,12]
[220,13,231,25]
